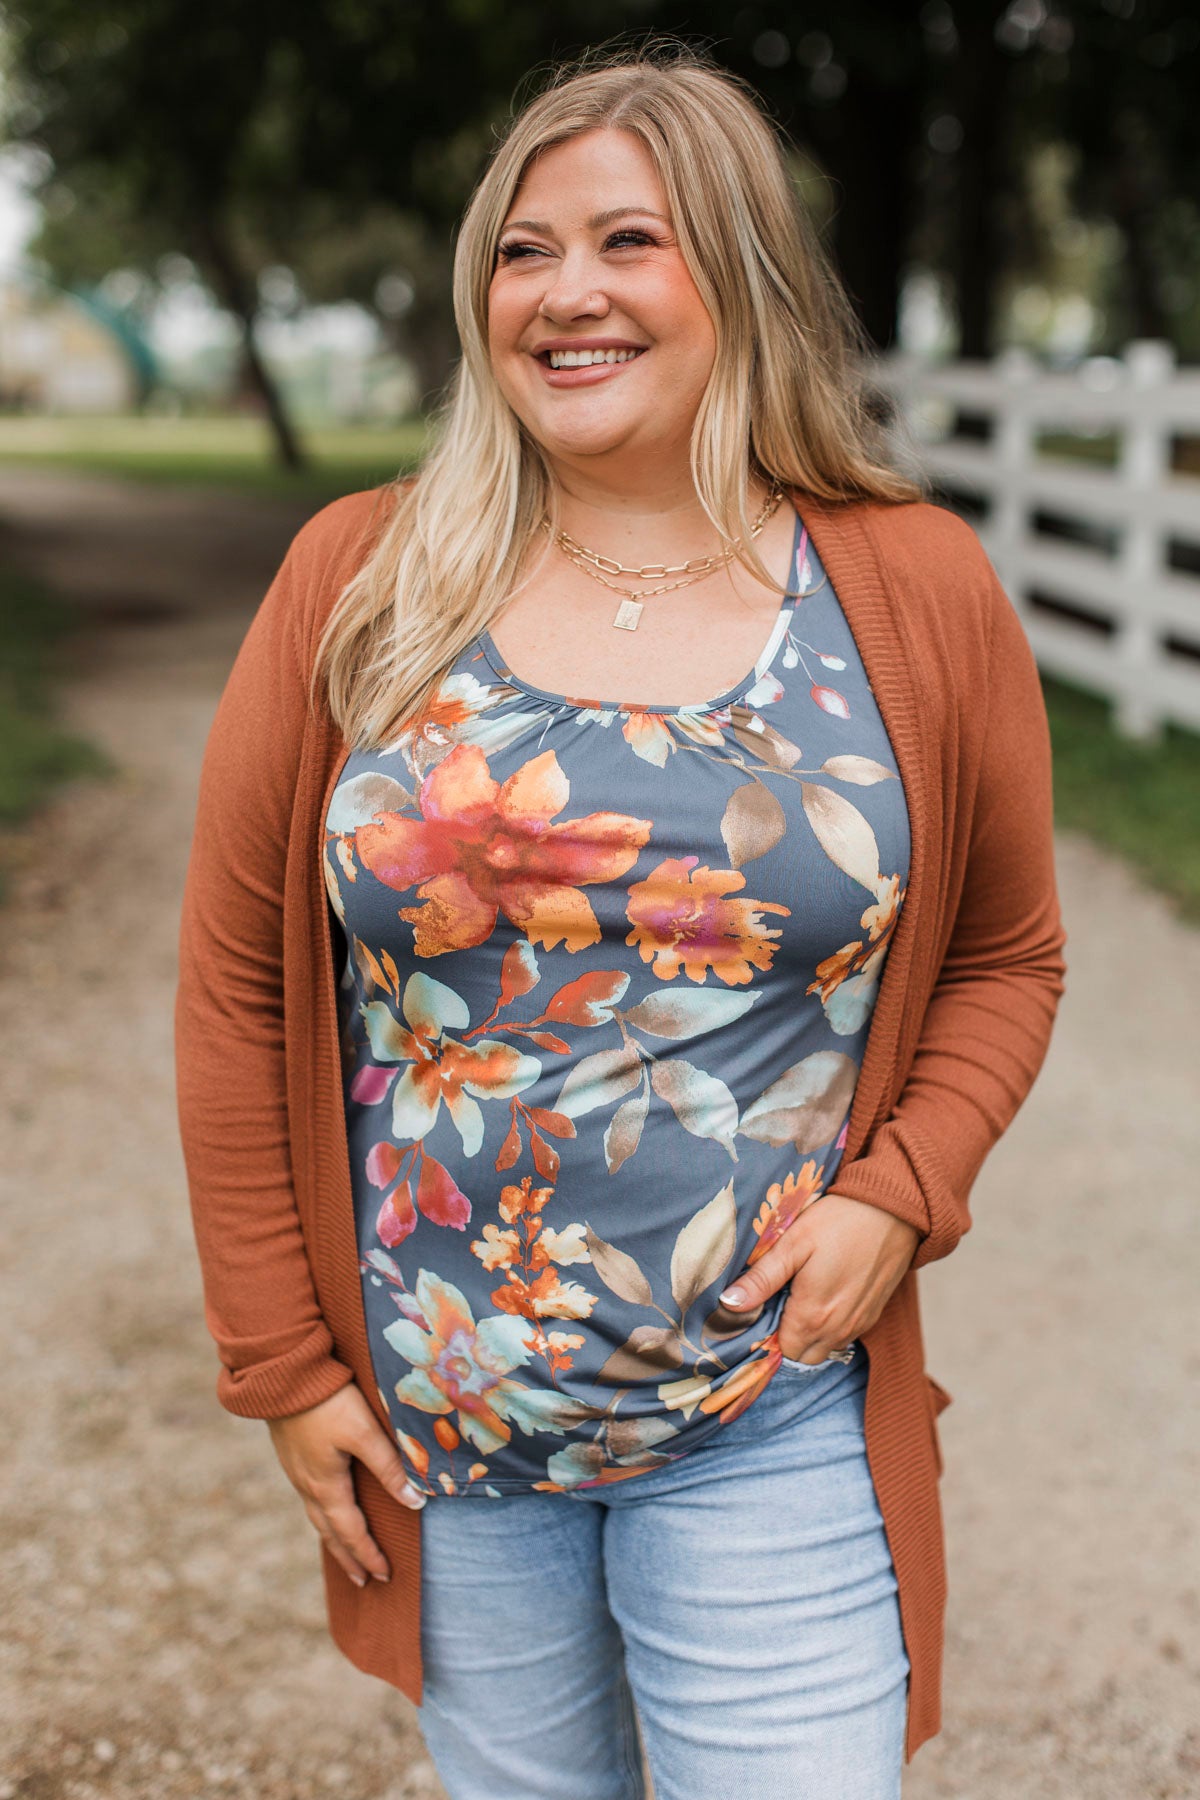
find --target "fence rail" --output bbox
[870,340,1200,741]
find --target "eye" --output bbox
[495,227,659,265]
[604,229,656,250]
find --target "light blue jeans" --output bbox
[415,1342,910,1799]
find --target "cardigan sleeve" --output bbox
[830,550,1068,1269]
[174,504,364,1420]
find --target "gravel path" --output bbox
[1,470,1196,1799]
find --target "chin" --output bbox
[520,404,656,461]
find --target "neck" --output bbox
[542,452,772,556]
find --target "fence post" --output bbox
[1114,338,1175,743]
[990,348,1037,606]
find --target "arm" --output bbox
[174,508,357,1419]
[825,555,1068,1270]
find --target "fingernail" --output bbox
[373,1569,390,1583]
[402,1486,427,1509]
[719,1286,746,1307]
[351,1571,366,1588]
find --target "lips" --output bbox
[531,345,648,388]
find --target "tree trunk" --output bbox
[951,5,1011,358]
[822,77,920,352]
[1110,109,1170,343]
[192,215,306,470]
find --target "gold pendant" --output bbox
[612,598,643,631]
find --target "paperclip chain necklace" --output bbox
[538,482,785,631]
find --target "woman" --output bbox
[175,41,1067,1800]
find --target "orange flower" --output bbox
[697,1346,780,1423]
[806,876,906,1007]
[625,855,790,985]
[748,1161,824,1263]
[492,1266,597,1321]
[497,1175,555,1223]
[620,710,677,767]
[862,873,902,944]
[355,743,652,957]
[805,939,860,1005]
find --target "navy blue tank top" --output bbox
[321,503,910,1496]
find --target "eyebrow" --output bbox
[499,207,671,235]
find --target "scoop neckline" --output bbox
[476,503,805,717]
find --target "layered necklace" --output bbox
[538,481,786,631]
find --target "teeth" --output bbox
[547,347,641,369]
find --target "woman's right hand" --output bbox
[266,1383,427,1588]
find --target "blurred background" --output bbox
[0,7,1197,1799]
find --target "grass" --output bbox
[1041,671,1200,924]
[0,414,429,504]
[0,567,115,903]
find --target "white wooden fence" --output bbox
[869,339,1200,742]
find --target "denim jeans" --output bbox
[415,1342,910,1799]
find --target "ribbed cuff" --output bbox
[215,1325,357,1420]
[831,1118,968,1270]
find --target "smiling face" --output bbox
[487,126,718,473]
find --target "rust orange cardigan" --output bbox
[174,482,1067,1763]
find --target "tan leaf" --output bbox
[604,1086,648,1173]
[703,1298,763,1341]
[719,780,787,869]
[326,771,412,832]
[820,754,897,786]
[556,1046,643,1119]
[594,1326,684,1385]
[738,1050,859,1151]
[606,1414,680,1457]
[621,987,761,1040]
[728,711,804,770]
[584,1226,654,1306]
[649,1058,739,1159]
[800,782,883,894]
[670,1180,739,1315]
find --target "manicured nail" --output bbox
[373,1568,390,1583]
[351,1571,366,1588]
[719,1286,746,1307]
[401,1485,427,1509]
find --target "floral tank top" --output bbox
[320,503,910,1498]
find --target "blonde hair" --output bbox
[312,37,925,749]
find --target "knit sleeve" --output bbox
[830,552,1068,1268]
[173,503,366,1419]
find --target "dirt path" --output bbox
[1,470,1196,1800]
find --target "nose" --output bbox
[537,248,611,324]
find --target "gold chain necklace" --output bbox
[538,483,785,631]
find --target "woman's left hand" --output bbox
[718,1193,922,1363]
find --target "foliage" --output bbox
[1042,671,1200,924]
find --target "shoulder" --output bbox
[286,484,401,582]
[852,495,1014,657]
[856,496,994,581]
